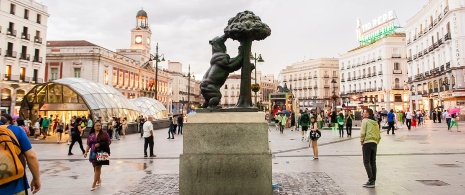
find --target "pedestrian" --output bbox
[121,117,127,138]
[84,121,111,191]
[139,115,145,137]
[317,113,323,130]
[345,111,354,137]
[290,112,296,131]
[0,114,41,195]
[360,108,381,188]
[443,110,452,130]
[177,115,184,135]
[437,109,442,123]
[112,117,120,140]
[86,115,94,137]
[432,111,437,123]
[449,114,460,131]
[387,109,396,135]
[143,116,156,157]
[173,115,178,134]
[309,117,321,160]
[68,117,85,155]
[168,116,175,139]
[405,110,412,130]
[299,111,310,141]
[279,113,287,134]
[397,111,403,128]
[41,115,50,139]
[52,116,58,135]
[17,118,30,137]
[33,118,41,140]
[56,119,64,144]
[412,111,417,128]
[337,113,344,137]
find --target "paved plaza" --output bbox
[29,119,465,195]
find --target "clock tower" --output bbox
[131,9,152,53]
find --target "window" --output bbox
[333,71,336,77]
[20,67,26,81]
[394,78,400,89]
[10,4,15,15]
[74,68,81,78]
[37,14,41,24]
[394,94,402,102]
[394,62,400,70]
[225,85,228,89]
[24,9,29,19]
[51,68,58,80]
[104,69,108,85]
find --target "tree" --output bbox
[224,10,271,108]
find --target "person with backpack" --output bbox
[360,108,381,188]
[299,111,310,141]
[387,109,396,135]
[0,114,41,195]
[345,111,354,137]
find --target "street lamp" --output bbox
[331,79,338,112]
[149,42,165,100]
[250,53,264,107]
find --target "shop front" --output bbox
[20,78,140,125]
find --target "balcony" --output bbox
[418,91,423,95]
[392,85,403,90]
[313,85,318,89]
[407,57,412,62]
[19,53,30,61]
[392,54,401,58]
[372,73,377,77]
[433,42,439,49]
[347,78,351,81]
[323,74,329,78]
[425,71,430,77]
[446,62,451,69]
[413,54,417,60]
[313,75,317,78]
[362,74,366,78]
[393,70,402,74]
[413,35,417,41]
[440,65,445,71]
[438,38,443,46]
[444,33,451,41]
[7,29,17,37]
[357,76,361,80]
[444,6,449,14]
[324,85,330,88]
[424,27,428,33]
[341,79,345,82]
[418,52,423,57]
[378,56,382,61]
[34,36,42,44]
[429,24,433,30]
[438,14,442,21]
[423,48,429,55]
[5,50,16,58]
[21,33,30,41]
[434,19,438,26]
[340,67,345,70]
[378,71,382,75]
[414,74,421,81]
[418,32,423,38]
[332,75,338,78]
[429,45,434,52]
[408,77,412,83]
[433,67,440,74]
[407,39,411,45]
[33,56,42,63]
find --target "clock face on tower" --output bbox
[135,36,142,44]
[147,38,150,45]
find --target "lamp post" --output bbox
[331,79,337,112]
[187,64,191,114]
[149,42,164,100]
[250,53,264,107]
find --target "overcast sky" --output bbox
[39,0,429,79]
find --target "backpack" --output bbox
[0,125,25,185]
[301,114,310,123]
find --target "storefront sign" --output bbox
[342,106,357,110]
[40,103,88,111]
[356,10,397,45]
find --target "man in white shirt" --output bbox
[442,110,451,130]
[405,110,412,130]
[143,116,156,157]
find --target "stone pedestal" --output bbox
[180,112,272,195]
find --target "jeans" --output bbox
[387,121,395,134]
[112,128,120,140]
[446,118,451,130]
[168,127,174,138]
[42,127,49,138]
[363,142,377,183]
[144,135,154,156]
[406,119,411,130]
[279,124,284,134]
[338,124,344,137]
[346,123,352,136]
[178,124,183,135]
[69,134,85,154]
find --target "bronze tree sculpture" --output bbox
[224,10,271,108]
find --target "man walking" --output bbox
[360,108,381,188]
[177,115,184,135]
[437,109,442,123]
[387,109,396,135]
[0,114,41,194]
[443,110,452,130]
[41,116,50,139]
[143,116,156,157]
[405,110,412,130]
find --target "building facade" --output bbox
[340,33,409,112]
[279,58,340,111]
[0,0,48,115]
[166,61,201,115]
[45,10,173,110]
[405,0,465,116]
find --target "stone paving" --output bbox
[25,118,465,195]
[113,173,345,195]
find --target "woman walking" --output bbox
[84,121,111,191]
[68,117,85,155]
[33,118,41,140]
[168,117,175,139]
[345,111,354,137]
[449,114,460,131]
[337,113,345,137]
[121,117,127,138]
[56,119,64,144]
[309,117,321,160]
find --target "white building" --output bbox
[0,0,48,115]
[166,61,201,115]
[279,58,340,111]
[45,10,172,110]
[340,33,409,111]
[405,0,465,116]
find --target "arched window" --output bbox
[394,62,400,70]
[1,88,12,101]
[395,78,400,89]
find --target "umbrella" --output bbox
[448,107,461,115]
[283,110,291,117]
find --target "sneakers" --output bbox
[363,182,375,188]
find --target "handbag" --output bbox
[96,151,110,165]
